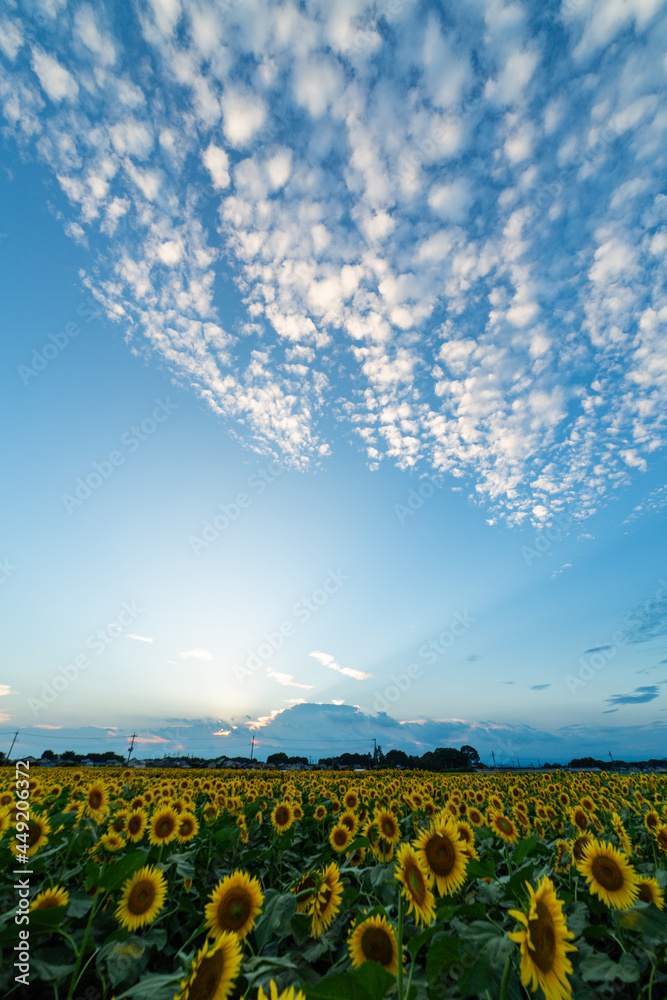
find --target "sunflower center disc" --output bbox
[591,857,624,892]
[426,834,455,875]
[130,883,154,913]
[223,892,250,928]
[530,903,556,973]
[362,927,393,966]
[407,866,425,902]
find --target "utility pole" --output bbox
[7,730,18,760]
[491,750,496,768]
[609,750,613,763]
[126,733,136,765]
[250,735,255,761]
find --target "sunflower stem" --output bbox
[65,890,103,1000]
[647,956,656,1000]
[504,841,513,878]
[396,889,405,1000]
[498,953,512,1000]
[58,811,83,881]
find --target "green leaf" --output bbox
[582,924,614,942]
[425,934,460,983]
[97,848,149,892]
[406,924,439,958]
[466,858,495,879]
[305,962,395,1000]
[30,956,77,983]
[253,890,297,951]
[116,972,182,999]
[618,904,667,939]
[101,935,149,987]
[579,951,640,984]
[26,907,68,933]
[506,862,535,902]
[67,890,94,918]
[453,902,487,919]
[513,837,539,865]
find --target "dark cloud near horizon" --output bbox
[531,684,551,691]
[607,685,659,706]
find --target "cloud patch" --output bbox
[309,650,373,681]
[607,685,660,706]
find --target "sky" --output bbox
[1,0,667,765]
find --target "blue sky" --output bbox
[1,0,667,764]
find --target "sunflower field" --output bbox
[2,766,667,1000]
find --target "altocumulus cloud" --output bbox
[1,2,667,524]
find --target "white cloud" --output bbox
[203,143,230,189]
[221,90,266,147]
[0,684,11,696]
[180,648,214,661]
[127,634,154,643]
[267,667,313,689]
[157,240,183,265]
[428,179,473,222]
[0,18,24,61]
[31,48,79,102]
[309,650,373,681]
[74,5,116,65]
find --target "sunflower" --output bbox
[310,862,343,938]
[343,789,360,811]
[329,823,353,854]
[348,913,399,975]
[375,809,401,844]
[148,806,179,846]
[490,812,519,845]
[177,812,200,843]
[205,870,264,940]
[455,819,479,859]
[126,808,148,842]
[413,816,469,896]
[339,811,359,836]
[611,812,632,855]
[85,782,108,822]
[644,810,660,832]
[654,824,667,854]
[115,865,167,931]
[636,876,664,910]
[467,806,484,827]
[271,801,295,834]
[12,815,51,858]
[569,806,589,832]
[508,875,576,1000]
[394,843,436,927]
[314,805,327,821]
[576,839,639,910]
[372,836,395,863]
[256,983,306,1000]
[30,886,69,910]
[570,834,591,862]
[175,932,242,1000]
[292,872,317,914]
[109,810,129,835]
[100,833,125,852]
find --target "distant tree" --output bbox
[460,745,481,768]
[385,749,409,768]
[266,752,289,766]
[41,750,56,760]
